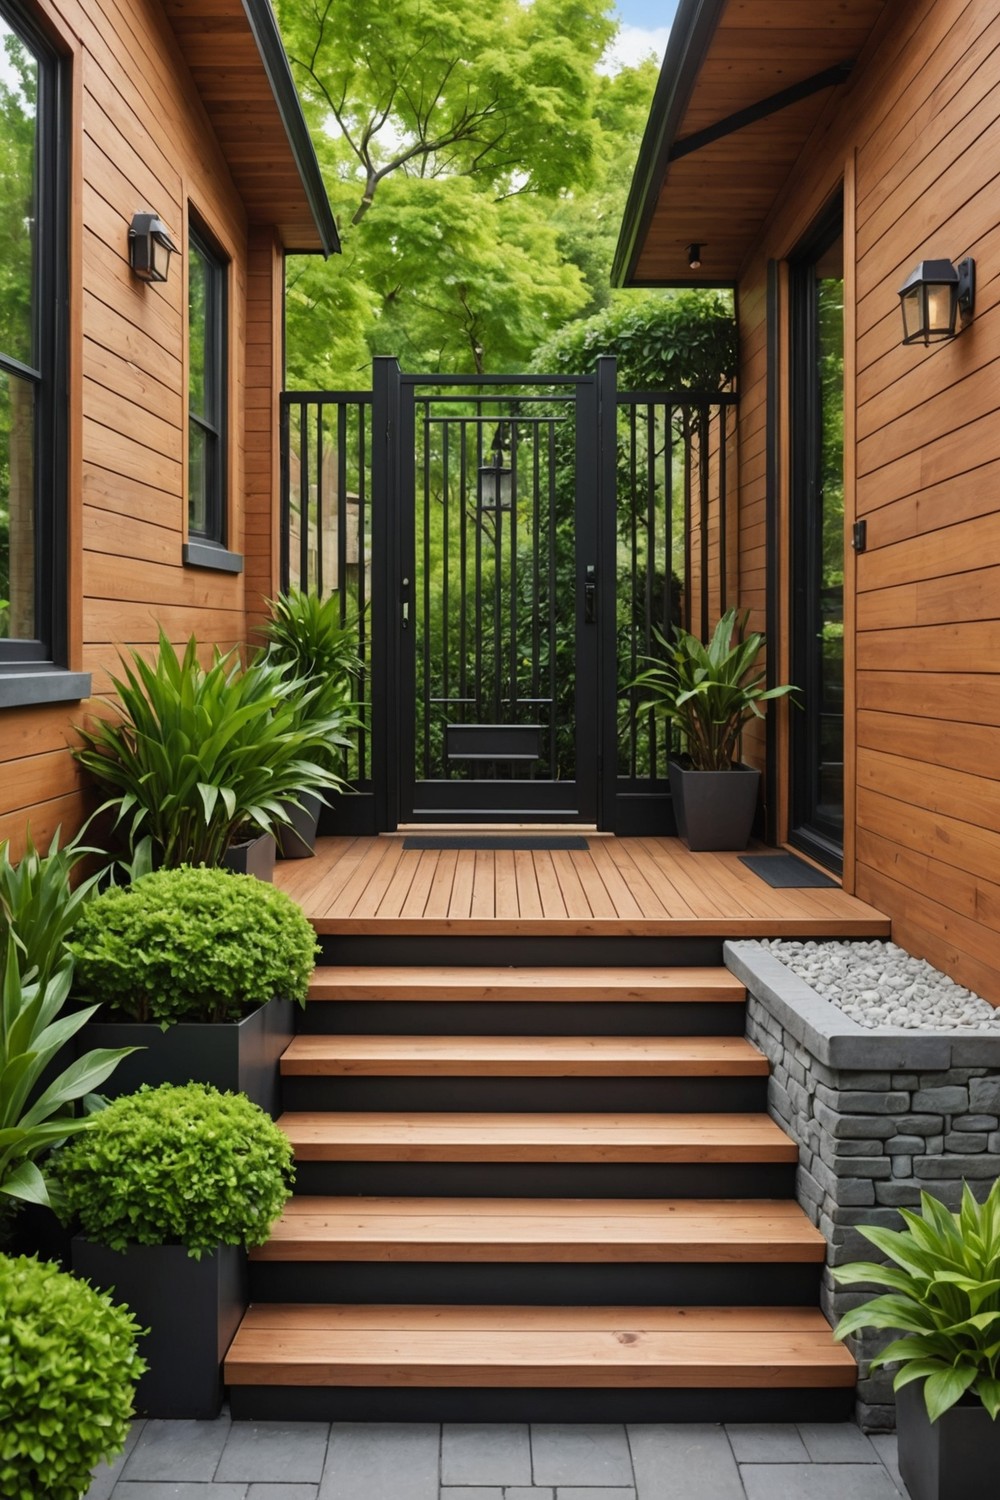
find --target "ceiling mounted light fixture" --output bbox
[686,242,703,270]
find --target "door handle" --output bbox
[401,576,410,629]
[584,564,596,624]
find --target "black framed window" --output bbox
[186,224,228,550]
[789,196,845,871]
[0,0,68,672]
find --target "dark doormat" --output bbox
[739,853,838,888]
[402,835,590,851]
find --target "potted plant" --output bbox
[632,607,797,850]
[833,1181,1000,1500]
[72,629,348,873]
[67,865,317,1116]
[55,1082,294,1419]
[0,1251,145,1498]
[256,587,361,857]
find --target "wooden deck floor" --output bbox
[275,836,890,939]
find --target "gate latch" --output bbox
[584,564,597,624]
[401,576,410,629]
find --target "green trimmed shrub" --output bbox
[68,866,318,1025]
[0,1253,145,1500]
[53,1083,295,1260]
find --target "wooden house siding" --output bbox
[1,0,308,856]
[732,0,1000,999]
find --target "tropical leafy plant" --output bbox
[0,938,134,1216]
[256,588,361,776]
[834,1182,1000,1422]
[68,865,318,1025]
[0,1252,145,1500]
[631,608,797,772]
[0,828,100,987]
[53,1082,295,1259]
[72,630,349,867]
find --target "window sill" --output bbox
[0,667,92,709]
[183,540,244,574]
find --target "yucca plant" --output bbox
[632,607,797,771]
[256,588,362,775]
[834,1181,1000,1421]
[73,631,349,868]
[0,828,100,987]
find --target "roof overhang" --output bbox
[163,0,339,257]
[613,0,888,288]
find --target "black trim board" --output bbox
[183,541,244,574]
[669,64,853,162]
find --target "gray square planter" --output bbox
[897,1380,1000,1500]
[669,760,761,851]
[72,1237,247,1419]
[77,998,294,1118]
[222,832,276,880]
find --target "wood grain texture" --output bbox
[280,1035,770,1077]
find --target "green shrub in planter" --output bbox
[69,866,318,1025]
[52,1082,295,1259]
[0,1252,145,1500]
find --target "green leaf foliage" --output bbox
[0,1251,145,1500]
[0,937,134,1216]
[630,608,798,772]
[72,631,349,868]
[256,589,363,776]
[52,1083,295,1260]
[0,828,99,988]
[833,1181,1000,1422]
[68,866,319,1025]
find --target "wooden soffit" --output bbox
[613,0,888,287]
[162,0,338,255]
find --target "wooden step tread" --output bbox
[281,1035,768,1077]
[251,1196,826,1262]
[307,966,747,1003]
[278,1111,797,1163]
[225,1303,855,1388]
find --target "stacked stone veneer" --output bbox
[725,940,1000,1432]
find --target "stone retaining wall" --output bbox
[725,940,1000,1431]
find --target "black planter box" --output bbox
[277,792,322,859]
[897,1381,1000,1500]
[222,833,276,881]
[668,760,761,851]
[72,1237,247,1419]
[77,998,294,1118]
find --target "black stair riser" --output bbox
[228,1383,855,1425]
[299,1001,746,1037]
[293,1162,797,1199]
[318,936,724,967]
[248,1259,821,1307]
[281,1076,768,1113]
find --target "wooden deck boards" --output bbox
[275,835,890,938]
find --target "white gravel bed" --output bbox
[753,938,1000,1032]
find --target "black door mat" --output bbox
[402,835,590,851]
[738,853,838,888]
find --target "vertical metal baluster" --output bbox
[423,400,432,780]
[531,421,540,705]
[459,419,468,709]
[442,419,450,778]
[357,400,368,783]
[337,402,348,619]
[628,400,638,781]
[700,403,710,641]
[475,411,483,726]
[547,420,557,777]
[682,407,692,635]
[509,418,518,725]
[298,402,309,591]
[492,409,503,727]
[718,405,728,614]
[646,402,657,780]
[665,404,675,778]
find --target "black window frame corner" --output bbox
[186,215,230,554]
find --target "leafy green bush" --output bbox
[53,1083,295,1259]
[0,939,134,1218]
[73,630,348,867]
[834,1181,1000,1422]
[257,588,362,781]
[0,1252,145,1500]
[0,829,99,986]
[69,866,318,1025]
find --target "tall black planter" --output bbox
[897,1380,1000,1500]
[77,999,294,1118]
[668,761,761,851]
[277,792,322,859]
[222,833,276,881]
[72,1238,247,1419]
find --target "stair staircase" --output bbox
[225,963,856,1421]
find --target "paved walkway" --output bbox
[86,1417,905,1499]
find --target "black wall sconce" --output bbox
[478,427,512,511]
[128,212,177,283]
[898,257,975,345]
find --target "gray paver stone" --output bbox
[795,1424,879,1463]
[439,1490,503,1500]
[120,1416,232,1482]
[867,1434,903,1493]
[86,1419,146,1500]
[726,1424,809,1462]
[319,1423,440,1500]
[216,1422,329,1483]
[441,1424,531,1485]
[530,1425,633,1487]
[555,1489,636,1499]
[504,1490,554,1500]
[740,1463,902,1500]
[247,1488,320,1499]
[627,1424,744,1500]
[111,1486,248,1500]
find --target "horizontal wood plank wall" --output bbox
[734,0,1000,1000]
[244,228,283,636]
[3,0,262,856]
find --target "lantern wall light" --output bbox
[128,212,177,283]
[478,427,513,512]
[898,257,975,346]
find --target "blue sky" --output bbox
[605,0,678,69]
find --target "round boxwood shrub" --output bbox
[69,865,318,1024]
[53,1082,295,1259]
[0,1252,145,1500]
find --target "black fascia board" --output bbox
[611,0,728,288]
[669,62,854,161]
[240,0,340,257]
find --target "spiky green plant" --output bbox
[72,631,349,867]
[256,588,362,776]
[631,607,797,771]
[0,828,100,987]
[834,1181,1000,1422]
